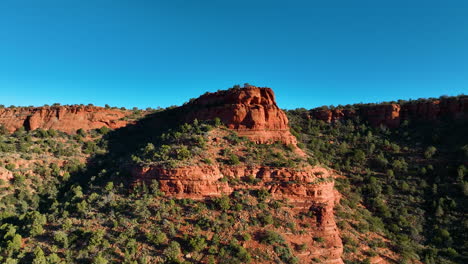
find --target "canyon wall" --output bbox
[308,96,468,128]
[0,105,130,133]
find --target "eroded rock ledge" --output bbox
[183,86,298,145]
[0,105,130,133]
[132,164,343,264]
[308,96,468,128]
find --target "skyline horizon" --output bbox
[1,83,466,110]
[1,1,467,110]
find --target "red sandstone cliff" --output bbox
[131,86,343,264]
[183,86,298,145]
[132,164,343,263]
[309,96,468,128]
[0,105,131,133]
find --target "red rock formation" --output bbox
[0,105,130,133]
[133,164,335,199]
[366,104,401,128]
[131,86,343,263]
[309,96,468,128]
[184,86,298,145]
[132,164,343,263]
[131,165,233,198]
[310,108,356,124]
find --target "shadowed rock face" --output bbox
[309,96,468,128]
[0,106,130,133]
[184,86,298,145]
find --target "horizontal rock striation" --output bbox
[308,96,468,128]
[132,164,343,263]
[0,106,130,133]
[183,86,298,145]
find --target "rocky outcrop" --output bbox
[131,86,343,263]
[0,106,130,133]
[400,97,468,120]
[133,165,334,199]
[309,96,468,128]
[132,165,233,198]
[132,164,343,263]
[183,86,298,145]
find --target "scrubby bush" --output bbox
[259,230,284,245]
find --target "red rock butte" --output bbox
[132,86,343,264]
[184,86,298,146]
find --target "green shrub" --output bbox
[5,164,15,171]
[214,195,230,211]
[313,237,324,243]
[256,189,270,201]
[424,146,437,159]
[146,230,167,246]
[228,154,240,165]
[188,235,207,252]
[259,230,284,245]
[242,233,251,241]
[163,241,182,262]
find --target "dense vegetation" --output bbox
[0,114,308,263]
[1,94,467,264]
[288,108,468,264]
[130,118,305,169]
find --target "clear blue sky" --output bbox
[0,0,467,109]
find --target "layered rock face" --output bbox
[133,164,343,263]
[309,96,468,128]
[184,86,298,145]
[133,165,334,201]
[0,106,130,133]
[132,86,343,263]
